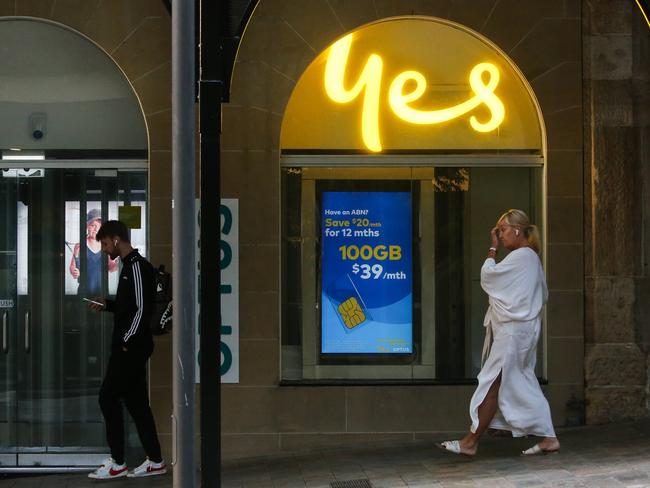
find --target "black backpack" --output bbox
[151,265,172,335]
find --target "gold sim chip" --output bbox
[338,297,366,329]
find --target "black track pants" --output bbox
[99,350,162,465]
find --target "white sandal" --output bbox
[521,444,560,456]
[436,440,462,454]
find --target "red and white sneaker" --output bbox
[88,457,128,479]
[127,458,167,478]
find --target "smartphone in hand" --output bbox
[82,297,105,308]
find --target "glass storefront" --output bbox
[281,163,543,382]
[0,167,147,468]
[278,17,547,384]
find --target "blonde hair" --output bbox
[497,209,541,254]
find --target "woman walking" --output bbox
[438,209,560,456]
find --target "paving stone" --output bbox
[371,480,408,488]
[304,477,333,487]
[6,420,650,487]
[406,483,444,488]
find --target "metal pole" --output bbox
[198,84,221,487]
[199,0,226,485]
[172,0,196,485]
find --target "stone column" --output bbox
[583,0,649,423]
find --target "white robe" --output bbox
[469,247,556,438]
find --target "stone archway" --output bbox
[220,0,584,458]
[0,0,175,460]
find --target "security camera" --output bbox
[29,113,46,140]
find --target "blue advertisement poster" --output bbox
[321,192,412,354]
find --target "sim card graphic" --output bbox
[324,274,372,333]
[338,296,366,329]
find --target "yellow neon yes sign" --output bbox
[324,35,384,152]
[389,64,505,130]
[324,34,506,153]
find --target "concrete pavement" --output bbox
[3,419,650,487]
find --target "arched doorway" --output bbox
[0,17,148,469]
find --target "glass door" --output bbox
[0,167,147,469]
[0,173,18,467]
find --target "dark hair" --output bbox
[96,220,130,243]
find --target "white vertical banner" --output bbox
[196,199,239,383]
[219,199,239,383]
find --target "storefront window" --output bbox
[279,16,546,383]
[281,164,542,382]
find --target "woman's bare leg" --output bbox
[457,373,502,455]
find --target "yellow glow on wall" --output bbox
[281,18,543,153]
[325,34,506,152]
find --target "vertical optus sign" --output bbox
[196,198,239,383]
[219,200,239,382]
[321,192,412,353]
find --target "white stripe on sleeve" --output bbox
[123,261,143,342]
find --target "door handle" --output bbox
[2,311,7,353]
[24,311,30,353]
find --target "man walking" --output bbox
[86,220,166,479]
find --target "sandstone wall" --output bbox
[583,0,650,423]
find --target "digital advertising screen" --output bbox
[321,191,412,354]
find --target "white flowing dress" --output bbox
[469,247,556,438]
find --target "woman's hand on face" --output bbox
[490,227,500,249]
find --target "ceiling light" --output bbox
[2,150,45,161]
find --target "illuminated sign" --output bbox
[634,0,649,28]
[325,34,505,153]
[280,18,543,153]
[321,191,412,354]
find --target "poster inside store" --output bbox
[321,191,412,354]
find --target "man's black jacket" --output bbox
[105,249,154,355]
